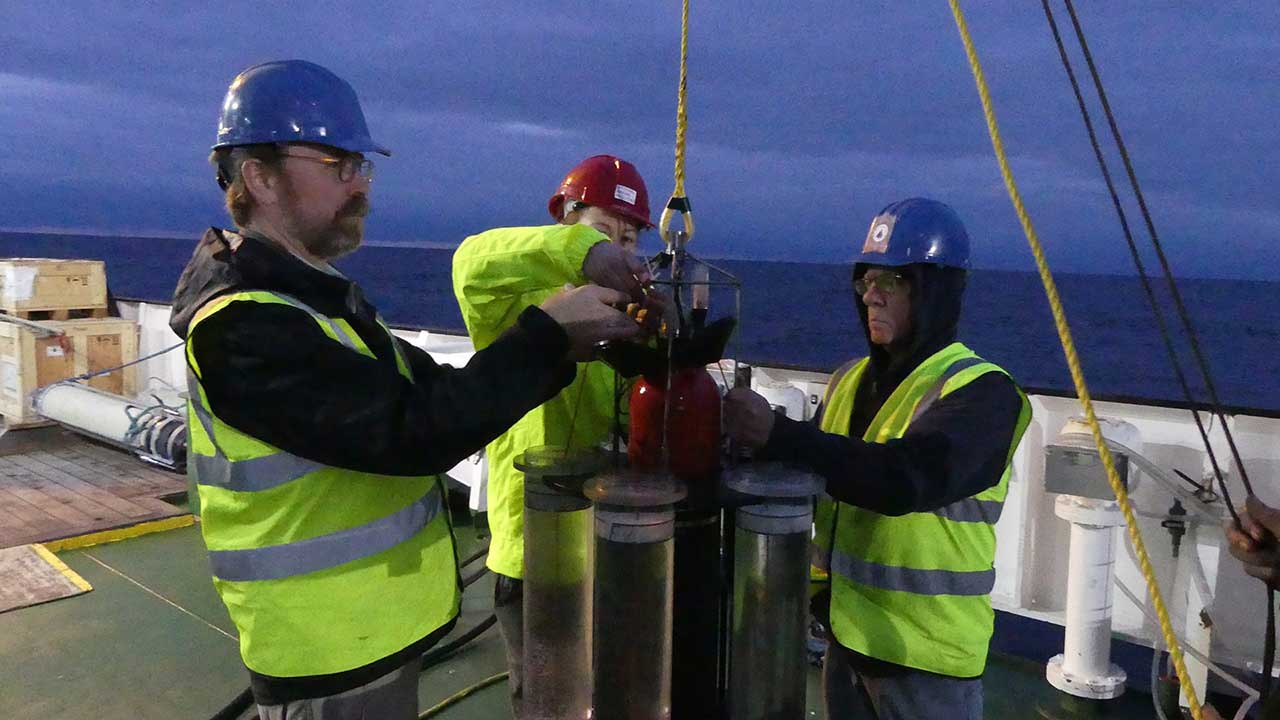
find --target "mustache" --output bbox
[339,194,370,219]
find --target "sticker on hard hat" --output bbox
[614,184,638,205]
[863,215,896,254]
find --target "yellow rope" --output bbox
[673,0,690,198]
[417,672,508,718]
[946,2,1203,717]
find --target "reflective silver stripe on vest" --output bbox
[207,485,443,582]
[909,356,987,422]
[187,374,329,493]
[268,293,362,353]
[830,547,994,597]
[910,356,1004,525]
[191,451,330,493]
[930,497,1004,524]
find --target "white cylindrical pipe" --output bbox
[1062,521,1117,678]
[1046,494,1127,699]
[32,382,138,442]
[30,382,187,469]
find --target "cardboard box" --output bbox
[0,258,108,317]
[0,318,138,427]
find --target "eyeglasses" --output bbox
[854,272,907,296]
[278,151,374,183]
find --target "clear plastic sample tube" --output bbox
[587,472,685,720]
[519,447,600,720]
[724,464,823,720]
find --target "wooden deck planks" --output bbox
[6,454,156,519]
[58,443,182,496]
[0,458,109,527]
[0,432,187,548]
[53,440,183,493]
[27,449,153,497]
[0,487,69,532]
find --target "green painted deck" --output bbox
[0,519,1168,719]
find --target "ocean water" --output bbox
[2,231,1276,411]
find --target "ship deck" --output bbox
[0,429,1171,719]
[0,427,188,549]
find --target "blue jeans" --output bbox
[823,642,983,719]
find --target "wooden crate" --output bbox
[0,318,138,427]
[0,258,108,318]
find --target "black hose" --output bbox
[462,564,490,589]
[420,614,498,671]
[460,545,489,569]
[208,687,253,720]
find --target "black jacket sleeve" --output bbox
[189,301,576,477]
[760,372,1024,515]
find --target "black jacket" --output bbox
[171,228,576,478]
[171,228,576,701]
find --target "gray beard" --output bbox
[303,217,363,260]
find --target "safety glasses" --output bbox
[854,271,908,296]
[278,151,374,183]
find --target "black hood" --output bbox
[169,227,370,338]
[849,263,967,430]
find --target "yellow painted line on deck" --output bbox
[31,543,92,592]
[43,514,196,553]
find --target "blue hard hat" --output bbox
[214,60,390,156]
[853,198,970,269]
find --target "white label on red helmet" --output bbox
[863,215,895,254]
[614,184,638,205]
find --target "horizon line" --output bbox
[0,226,1253,281]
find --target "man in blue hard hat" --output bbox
[170,60,643,720]
[723,198,1032,719]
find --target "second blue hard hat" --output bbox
[854,198,971,269]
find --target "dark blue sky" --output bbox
[2,4,1276,279]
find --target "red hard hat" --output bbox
[548,155,653,228]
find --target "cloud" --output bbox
[1,2,1276,279]
[496,121,574,139]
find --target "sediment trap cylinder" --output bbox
[522,471,595,720]
[728,501,812,720]
[592,503,676,719]
[30,382,186,468]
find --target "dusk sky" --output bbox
[2,3,1276,279]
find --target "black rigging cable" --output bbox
[1042,0,1274,707]
[1037,0,1240,524]
[1058,0,1256,500]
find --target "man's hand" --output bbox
[540,284,641,361]
[583,241,649,300]
[1226,495,1280,586]
[622,287,672,336]
[723,387,776,450]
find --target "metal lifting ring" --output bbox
[659,195,695,247]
